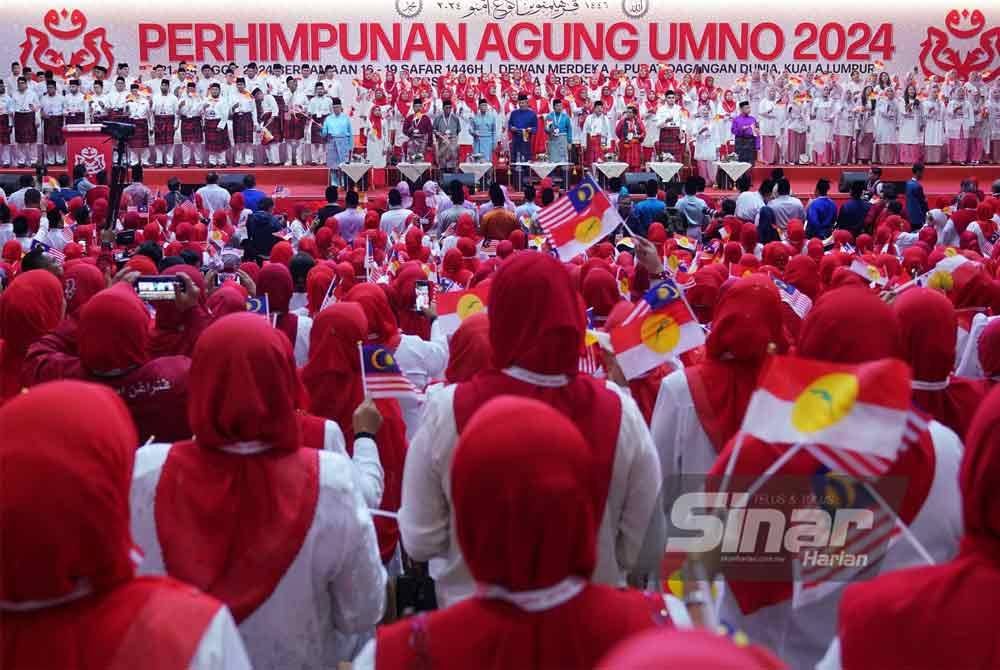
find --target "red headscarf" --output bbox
[950,193,980,234]
[346,283,402,349]
[155,314,316,622]
[762,241,790,270]
[582,268,623,324]
[78,287,150,374]
[304,263,336,317]
[149,265,210,358]
[723,241,742,264]
[63,262,106,319]
[257,263,299,346]
[686,266,727,324]
[206,285,249,320]
[980,319,1000,382]
[893,288,987,440]
[445,312,491,383]
[783,255,820,300]
[838,384,1000,670]
[0,271,64,402]
[0,381,222,669]
[376,395,661,669]
[787,219,805,248]
[392,263,432,340]
[269,240,294,266]
[806,238,824,262]
[598,628,786,669]
[300,303,407,561]
[686,279,787,452]
[739,223,759,254]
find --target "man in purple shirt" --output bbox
[730,101,759,164]
[333,190,364,244]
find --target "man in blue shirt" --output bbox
[470,99,498,158]
[805,178,837,239]
[675,177,714,240]
[321,97,353,187]
[508,94,537,182]
[631,179,666,237]
[240,175,267,211]
[836,180,870,238]
[905,162,929,229]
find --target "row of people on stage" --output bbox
[4,59,1000,170]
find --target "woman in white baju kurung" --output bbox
[898,86,924,164]
[130,315,387,670]
[810,90,835,165]
[923,88,946,164]
[874,90,900,164]
[946,89,974,164]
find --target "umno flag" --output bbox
[740,356,912,460]
[435,285,489,337]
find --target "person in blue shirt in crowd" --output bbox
[245,196,283,261]
[805,178,837,239]
[905,162,929,229]
[836,180,870,238]
[48,173,80,213]
[631,179,666,237]
[240,174,267,211]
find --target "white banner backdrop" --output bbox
[5,2,999,83]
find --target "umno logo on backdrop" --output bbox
[920,9,1000,82]
[19,9,114,74]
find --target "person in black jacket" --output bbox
[836,180,870,238]
[245,197,282,262]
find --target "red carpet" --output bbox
[3,163,997,208]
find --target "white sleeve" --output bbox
[955,313,993,378]
[894,231,918,254]
[188,606,253,670]
[353,638,376,670]
[32,213,50,243]
[352,435,385,509]
[609,382,666,578]
[293,315,312,367]
[322,453,388,633]
[816,637,843,670]
[398,386,456,562]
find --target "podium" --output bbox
[64,124,112,177]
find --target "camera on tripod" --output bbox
[100,121,136,141]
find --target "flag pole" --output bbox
[860,480,936,566]
[357,341,370,398]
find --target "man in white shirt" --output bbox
[768,178,807,232]
[151,79,179,167]
[11,77,38,167]
[202,82,230,167]
[254,87,281,166]
[39,80,65,165]
[126,83,152,166]
[0,80,12,167]
[178,82,205,167]
[734,176,766,222]
[63,79,87,126]
[196,64,217,98]
[379,188,414,236]
[582,100,613,163]
[307,83,333,166]
[195,172,232,214]
[319,65,342,101]
[229,78,257,166]
[283,77,309,166]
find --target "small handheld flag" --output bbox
[610,280,704,380]
[537,175,623,262]
[246,295,270,316]
[848,259,887,287]
[30,239,66,264]
[773,277,813,318]
[359,343,421,400]
[435,285,489,337]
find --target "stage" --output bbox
[2,163,997,209]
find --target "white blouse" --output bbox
[130,444,388,670]
[398,369,667,608]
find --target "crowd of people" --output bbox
[1,154,1000,670]
[4,61,1000,175]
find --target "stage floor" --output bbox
[2,163,996,207]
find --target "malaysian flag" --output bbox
[365,237,386,283]
[537,175,622,261]
[773,277,813,318]
[30,239,66,264]
[359,343,421,400]
[982,229,999,257]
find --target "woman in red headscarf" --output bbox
[967,200,998,255]
[399,253,664,607]
[149,265,212,359]
[441,247,473,288]
[0,270,64,403]
[391,262,433,340]
[783,254,820,300]
[269,240,294,266]
[652,279,786,477]
[364,396,672,669]
[50,261,107,353]
[257,263,312,365]
[346,283,447,436]
[598,628,786,669]
[0,381,251,670]
[582,268,624,327]
[301,303,407,564]
[443,312,491,384]
[304,263,336,317]
[893,288,988,440]
[740,222,761,258]
[402,225,430,262]
[949,193,981,234]
[836,385,1000,670]
[129,314,386,670]
[23,286,193,443]
[704,288,963,670]
[762,241,791,271]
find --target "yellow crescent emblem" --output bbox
[944,247,957,257]
[369,348,395,370]
[576,182,596,203]
[865,266,881,282]
[574,216,603,244]
[667,255,680,272]
[639,314,680,354]
[928,270,953,291]
[456,293,484,319]
[791,373,859,433]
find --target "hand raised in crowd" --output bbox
[632,234,663,275]
[352,397,383,435]
[173,272,200,311]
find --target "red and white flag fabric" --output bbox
[360,344,421,399]
[848,259,888,287]
[435,285,489,337]
[610,280,704,380]
[740,356,912,460]
[773,277,813,319]
[537,175,622,262]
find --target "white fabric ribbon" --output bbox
[478,576,586,612]
[911,379,949,391]
[503,366,569,388]
[218,440,272,455]
[0,580,93,612]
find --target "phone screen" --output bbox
[215,272,240,286]
[414,280,430,311]
[136,276,183,301]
